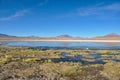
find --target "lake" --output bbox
[1,42,120,64]
[1,41,120,49]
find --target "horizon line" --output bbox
[0,32,120,38]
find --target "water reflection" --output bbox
[89,53,102,58]
[50,52,120,64]
[1,41,120,47]
[1,41,120,50]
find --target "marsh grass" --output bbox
[0,46,120,80]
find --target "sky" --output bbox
[0,0,120,37]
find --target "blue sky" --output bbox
[0,0,120,37]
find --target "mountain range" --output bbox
[0,33,16,37]
[0,33,120,41]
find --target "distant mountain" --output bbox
[0,33,16,37]
[103,33,120,37]
[93,33,120,40]
[1,33,120,41]
[56,34,73,38]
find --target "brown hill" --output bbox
[0,33,120,41]
[56,34,73,38]
[92,33,120,40]
[0,33,13,37]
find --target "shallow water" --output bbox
[53,52,120,64]
[1,41,120,49]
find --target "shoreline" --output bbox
[21,40,120,42]
[1,40,120,42]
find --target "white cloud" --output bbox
[104,3,120,11]
[58,2,120,19]
[76,7,99,16]
[76,3,120,16]
[38,0,48,6]
[0,9,29,21]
